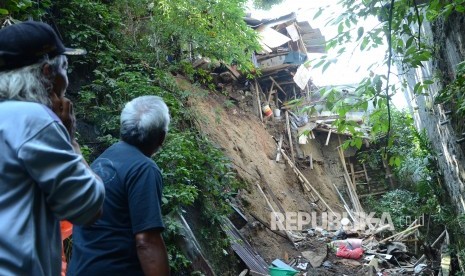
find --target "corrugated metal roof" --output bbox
[221,219,269,275]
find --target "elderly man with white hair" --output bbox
[69,95,170,276]
[0,21,105,275]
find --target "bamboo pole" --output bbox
[325,129,332,146]
[255,182,303,246]
[337,147,363,213]
[281,149,336,216]
[394,219,418,241]
[285,111,295,162]
[331,182,356,222]
[379,224,422,243]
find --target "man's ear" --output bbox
[158,131,167,147]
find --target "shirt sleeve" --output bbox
[17,122,105,226]
[127,163,164,234]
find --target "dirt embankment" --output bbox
[177,77,357,273]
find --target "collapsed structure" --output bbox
[185,12,450,276]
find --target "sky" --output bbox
[248,0,407,107]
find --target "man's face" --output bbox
[48,56,69,112]
[52,56,69,98]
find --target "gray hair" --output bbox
[0,55,66,107]
[120,95,170,148]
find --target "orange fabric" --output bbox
[61,220,73,240]
[60,221,73,276]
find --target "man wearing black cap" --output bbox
[0,21,105,276]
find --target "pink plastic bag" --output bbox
[336,245,364,260]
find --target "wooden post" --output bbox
[267,82,275,103]
[281,150,336,216]
[275,135,283,162]
[350,163,356,189]
[337,146,364,214]
[414,229,447,266]
[269,76,287,96]
[275,91,279,109]
[362,163,370,192]
[309,153,313,169]
[325,129,332,146]
[285,111,295,162]
[256,169,286,214]
[254,79,263,122]
[255,182,302,247]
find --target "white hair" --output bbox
[0,55,66,107]
[120,95,170,148]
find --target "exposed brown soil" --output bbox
[176,76,361,275]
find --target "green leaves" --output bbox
[356,26,364,41]
[313,7,323,19]
[0,0,52,23]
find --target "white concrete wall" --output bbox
[398,16,465,214]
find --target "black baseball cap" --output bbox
[0,21,86,72]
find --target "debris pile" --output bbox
[260,222,451,276]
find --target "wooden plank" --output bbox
[269,76,287,95]
[254,80,263,122]
[281,149,336,216]
[359,191,387,198]
[255,182,297,246]
[256,169,286,214]
[224,64,241,79]
[348,170,366,175]
[285,111,295,162]
[249,212,290,241]
[309,115,340,121]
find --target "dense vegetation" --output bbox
[361,110,465,268]
[0,0,268,273]
[311,1,465,265]
[3,0,465,273]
